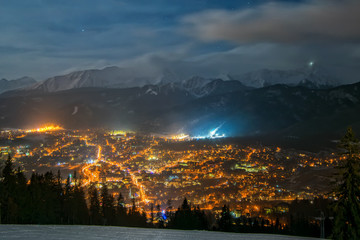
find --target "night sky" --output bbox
[1,0,359,83]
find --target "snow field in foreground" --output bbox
[0,225,321,240]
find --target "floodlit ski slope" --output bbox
[0,225,319,240]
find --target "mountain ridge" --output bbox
[1,80,359,150]
[0,76,37,94]
[2,64,341,95]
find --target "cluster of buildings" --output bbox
[0,126,340,217]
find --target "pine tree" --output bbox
[63,175,74,224]
[116,193,127,226]
[15,167,29,223]
[166,199,173,220]
[173,198,193,229]
[28,172,41,223]
[54,170,64,224]
[72,173,89,224]
[156,204,164,228]
[43,171,60,224]
[169,198,209,230]
[150,202,154,226]
[128,197,139,226]
[88,184,101,225]
[218,205,232,232]
[333,127,360,239]
[1,155,18,223]
[100,183,115,225]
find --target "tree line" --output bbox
[0,159,148,227]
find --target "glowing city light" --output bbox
[25,124,64,133]
[170,133,190,141]
[109,130,134,136]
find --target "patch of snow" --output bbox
[72,106,79,115]
[28,66,157,92]
[0,76,36,93]
[145,88,158,95]
[0,225,320,240]
[233,65,339,89]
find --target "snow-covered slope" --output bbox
[0,225,319,240]
[182,76,210,90]
[24,64,340,93]
[143,76,247,98]
[28,66,155,92]
[158,68,182,85]
[233,65,339,88]
[180,76,212,97]
[0,76,36,93]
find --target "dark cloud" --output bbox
[118,43,360,84]
[0,0,359,85]
[181,0,360,44]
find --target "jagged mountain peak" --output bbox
[27,66,155,92]
[181,76,211,89]
[157,68,181,85]
[232,65,340,89]
[0,76,37,94]
[15,64,342,94]
[301,63,340,88]
[215,73,233,81]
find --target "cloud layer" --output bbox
[0,0,360,84]
[182,0,360,43]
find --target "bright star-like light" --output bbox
[309,61,314,67]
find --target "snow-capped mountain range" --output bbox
[0,64,341,94]
[27,66,156,92]
[0,77,36,94]
[0,65,358,150]
[231,64,339,88]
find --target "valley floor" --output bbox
[0,225,320,240]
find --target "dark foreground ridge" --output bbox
[0,225,320,240]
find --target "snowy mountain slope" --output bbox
[158,68,182,85]
[0,76,36,93]
[155,82,360,141]
[178,76,214,97]
[0,225,319,240]
[142,77,247,98]
[233,65,339,89]
[28,66,155,92]
[24,64,340,93]
[0,80,359,149]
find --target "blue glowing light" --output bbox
[162,210,167,220]
[192,123,226,140]
[210,128,218,137]
[87,159,95,164]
